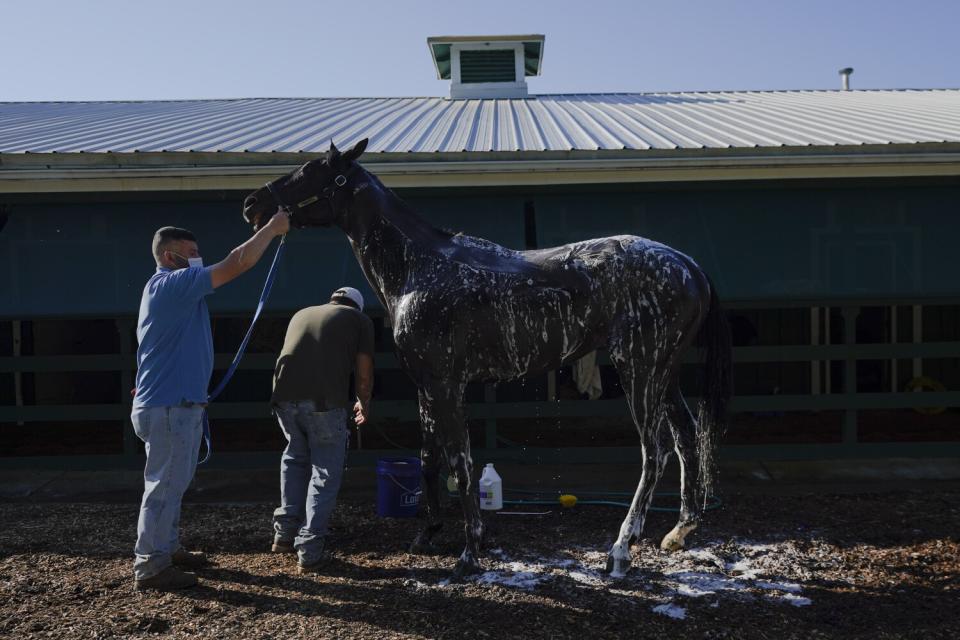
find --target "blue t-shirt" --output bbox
[133,266,215,408]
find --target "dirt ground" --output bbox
[1,486,959,639]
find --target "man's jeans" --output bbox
[273,401,348,566]
[131,405,203,580]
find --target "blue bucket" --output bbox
[376,457,422,517]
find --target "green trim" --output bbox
[431,43,451,79]
[3,392,959,424]
[523,42,542,76]
[5,341,959,373]
[4,443,960,471]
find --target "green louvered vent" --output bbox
[459,49,516,84]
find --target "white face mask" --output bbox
[170,251,203,269]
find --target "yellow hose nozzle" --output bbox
[558,494,578,508]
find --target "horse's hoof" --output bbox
[605,554,631,578]
[409,540,439,555]
[660,533,684,553]
[660,523,697,553]
[409,524,443,554]
[451,557,482,580]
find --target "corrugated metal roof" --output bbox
[2,90,960,155]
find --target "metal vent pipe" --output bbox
[839,67,854,91]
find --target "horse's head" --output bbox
[242,139,368,231]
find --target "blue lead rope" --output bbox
[199,236,287,464]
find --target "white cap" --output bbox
[331,286,364,312]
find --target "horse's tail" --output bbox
[695,276,733,506]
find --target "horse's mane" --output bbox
[358,166,590,291]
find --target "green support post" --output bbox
[842,306,860,445]
[116,318,136,457]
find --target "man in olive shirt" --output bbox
[270,286,374,573]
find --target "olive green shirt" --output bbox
[271,303,375,410]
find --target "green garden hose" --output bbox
[445,484,722,512]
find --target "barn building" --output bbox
[2,35,959,468]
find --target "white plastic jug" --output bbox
[479,463,503,510]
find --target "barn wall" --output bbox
[533,183,960,301]
[3,181,960,321]
[0,193,529,318]
[2,178,960,462]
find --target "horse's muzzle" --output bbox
[242,195,266,229]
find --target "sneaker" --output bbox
[171,549,209,569]
[271,540,296,554]
[134,566,198,591]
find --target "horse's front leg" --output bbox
[420,379,482,578]
[410,388,444,553]
[448,435,483,579]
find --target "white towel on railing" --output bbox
[573,351,603,400]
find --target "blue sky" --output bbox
[3,0,958,101]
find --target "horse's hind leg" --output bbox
[410,388,444,553]
[605,359,671,577]
[660,383,702,552]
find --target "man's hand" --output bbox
[210,209,291,288]
[264,210,291,236]
[353,400,368,425]
[354,353,373,427]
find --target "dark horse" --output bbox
[243,139,732,578]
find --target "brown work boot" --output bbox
[296,553,331,575]
[134,566,198,591]
[296,561,323,575]
[172,549,209,569]
[271,540,296,554]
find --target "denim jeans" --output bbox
[131,405,204,580]
[272,401,348,566]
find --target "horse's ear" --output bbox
[343,138,368,163]
[327,140,340,163]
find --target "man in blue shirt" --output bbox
[132,211,289,590]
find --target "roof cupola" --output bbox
[427,34,544,99]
